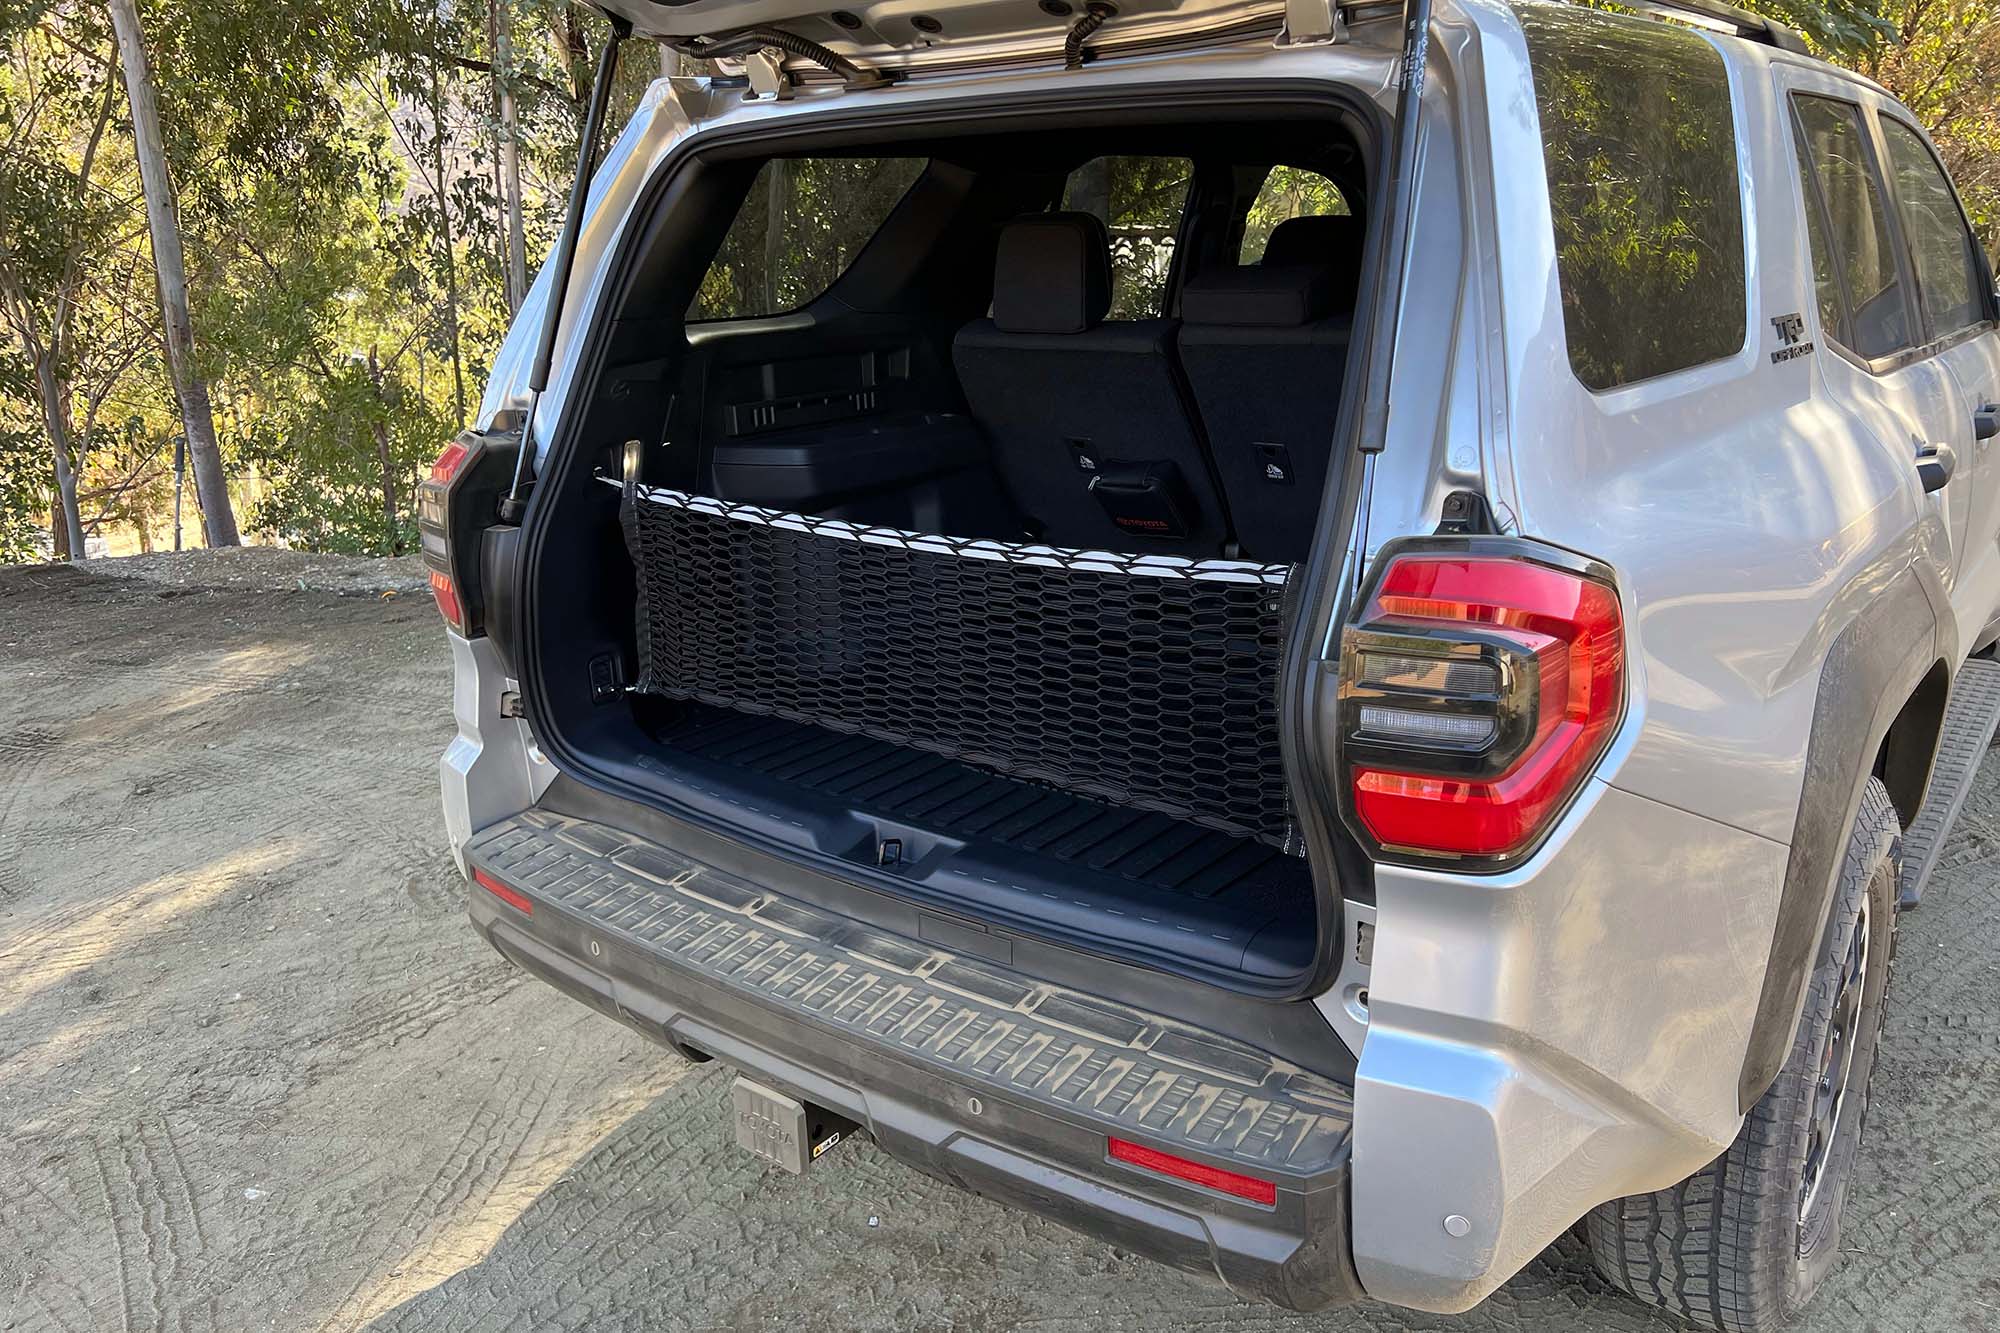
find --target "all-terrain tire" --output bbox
[1584,777,1899,1332]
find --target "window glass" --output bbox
[1515,4,1747,391]
[1791,97,1913,359]
[1879,118,1987,338]
[1060,155,1194,320]
[691,157,927,321]
[1239,165,1351,264]
[1791,128,1850,345]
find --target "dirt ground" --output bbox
[2,549,1996,1333]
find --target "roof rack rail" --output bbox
[1615,0,1813,52]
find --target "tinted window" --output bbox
[1792,129,1849,346]
[1239,165,1351,264]
[1791,97,1913,359]
[1879,117,1988,338]
[1517,4,1747,391]
[1061,155,1193,320]
[691,157,927,321]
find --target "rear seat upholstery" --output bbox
[953,212,1232,554]
[1177,214,1363,564]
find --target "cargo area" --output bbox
[520,108,1375,989]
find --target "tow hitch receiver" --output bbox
[731,1077,859,1174]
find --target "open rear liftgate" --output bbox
[618,482,1302,851]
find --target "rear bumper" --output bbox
[464,809,1362,1311]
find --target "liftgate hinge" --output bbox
[1282,0,1348,45]
[1434,490,1498,535]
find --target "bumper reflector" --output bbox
[1108,1136,1277,1205]
[473,868,534,915]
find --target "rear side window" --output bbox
[1516,4,1747,391]
[1239,165,1351,264]
[1061,155,1193,320]
[1791,97,1914,359]
[1878,117,1989,339]
[691,157,927,322]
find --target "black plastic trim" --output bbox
[1736,564,1941,1110]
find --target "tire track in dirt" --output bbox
[0,724,59,902]
[313,959,524,1062]
[314,1046,578,1333]
[85,1117,217,1333]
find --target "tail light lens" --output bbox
[418,432,505,636]
[1336,542,1624,868]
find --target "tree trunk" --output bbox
[107,0,240,548]
[366,346,402,555]
[30,350,87,561]
[763,159,788,311]
[491,0,528,313]
[430,66,467,422]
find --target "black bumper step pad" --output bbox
[622,486,1297,848]
[467,808,1354,1179]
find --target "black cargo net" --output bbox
[621,486,1296,848]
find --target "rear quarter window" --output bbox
[1515,4,1748,391]
[691,157,927,322]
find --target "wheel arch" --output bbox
[1736,565,1941,1112]
[1874,657,1950,830]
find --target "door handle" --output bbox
[1976,403,1999,442]
[1917,441,1957,493]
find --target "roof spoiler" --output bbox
[1620,0,1812,53]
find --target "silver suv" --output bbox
[421,0,2000,1324]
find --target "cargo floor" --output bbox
[631,703,1316,979]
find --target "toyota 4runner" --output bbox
[421,0,2000,1324]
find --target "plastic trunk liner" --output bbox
[640,703,1316,976]
[621,485,1296,848]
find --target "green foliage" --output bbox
[1062,155,1194,320]
[1,0,1995,562]
[1240,165,1350,264]
[1521,4,1748,390]
[0,0,622,558]
[693,157,928,320]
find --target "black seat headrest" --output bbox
[1180,265,1338,327]
[990,212,1112,335]
[1262,214,1358,266]
[1263,214,1365,309]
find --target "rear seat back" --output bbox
[1177,215,1363,564]
[953,213,1232,553]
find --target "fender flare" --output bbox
[1736,563,1942,1111]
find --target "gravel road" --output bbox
[2,550,1996,1333]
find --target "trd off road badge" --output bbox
[1771,312,1814,363]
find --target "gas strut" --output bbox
[503,11,633,519]
[1353,0,1432,456]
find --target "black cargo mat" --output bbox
[638,703,1316,979]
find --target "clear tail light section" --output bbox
[1336,539,1624,869]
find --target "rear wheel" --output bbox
[1585,778,1898,1332]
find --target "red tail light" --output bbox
[1107,1137,1277,1205]
[419,433,494,637]
[429,568,465,630]
[1336,543,1623,868]
[430,439,472,483]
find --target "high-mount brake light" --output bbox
[1336,544,1623,868]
